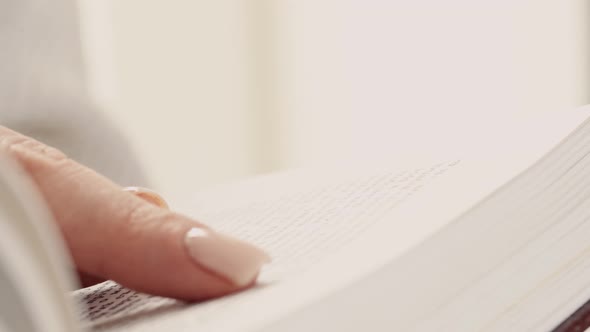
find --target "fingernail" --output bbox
[184,228,271,286]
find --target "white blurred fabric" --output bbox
[0,0,148,186]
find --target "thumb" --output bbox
[0,127,270,300]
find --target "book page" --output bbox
[75,108,590,331]
[76,159,462,331]
[0,265,37,332]
[0,156,80,332]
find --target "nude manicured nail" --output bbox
[184,228,271,286]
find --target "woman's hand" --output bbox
[0,126,270,301]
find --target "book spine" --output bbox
[553,298,590,332]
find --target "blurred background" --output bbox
[77,0,589,199]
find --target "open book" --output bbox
[3,107,590,332]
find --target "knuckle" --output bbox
[120,201,171,233]
[0,130,68,165]
[124,203,154,226]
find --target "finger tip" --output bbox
[183,227,270,288]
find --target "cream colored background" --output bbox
[78,0,589,198]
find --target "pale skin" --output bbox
[0,126,269,301]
